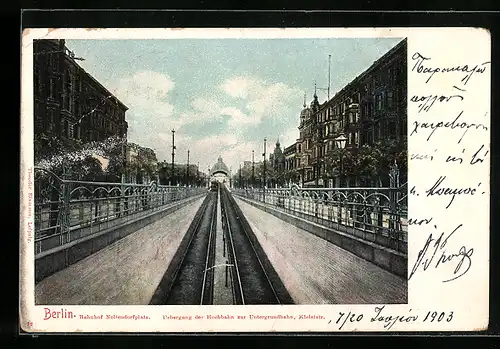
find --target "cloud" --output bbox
[112,70,175,113]
[163,75,304,171]
[219,76,257,99]
[219,76,303,125]
[179,97,225,125]
[106,70,182,158]
[106,72,304,174]
[221,107,259,127]
[280,127,300,146]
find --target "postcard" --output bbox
[20,27,490,333]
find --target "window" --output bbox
[73,125,80,139]
[75,99,80,118]
[63,70,70,110]
[388,122,397,137]
[387,91,394,109]
[50,54,57,70]
[63,120,69,138]
[400,119,406,137]
[68,74,74,113]
[376,94,382,111]
[33,66,39,94]
[46,110,54,132]
[49,78,55,98]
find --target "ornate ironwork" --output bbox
[34,166,206,255]
[234,184,408,254]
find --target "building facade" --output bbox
[284,142,297,172]
[269,139,285,177]
[296,38,407,187]
[126,143,158,183]
[34,39,128,148]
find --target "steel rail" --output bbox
[224,188,281,304]
[160,196,211,302]
[221,188,245,305]
[200,192,218,305]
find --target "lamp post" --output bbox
[389,160,400,188]
[171,130,176,186]
[197,162,200,187]
[252,150,255,188]
[186,150,190,187]
[207,166,210,188]
[315,161,319,187]
[263,139,267,188]
[239,163,242,189]
[263,138,267,202]
[335,133,347,187]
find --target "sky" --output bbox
[65,37,403,174]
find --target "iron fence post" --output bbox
[389,160,400,243]
[59,167,71,244]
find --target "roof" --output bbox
[210,156,230,175]
[61,42,129,111]
[316,38,407,113]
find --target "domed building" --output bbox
[209,155,230,183]
[300,95,312,126]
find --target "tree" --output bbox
[34,132,84,164]
[282,169,300,185]
[324,148,359,185]
[356,144,382,186]
[70,156,105,181]
[35,134,128,182]
[370,138,407,186]
[157,163,195,186]
[322,138,407,188]
[264,163,278,187]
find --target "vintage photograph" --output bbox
[32,36,408,306]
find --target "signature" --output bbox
[409,224,474,282]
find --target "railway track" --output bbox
[149,191,218,305]
[150,184,293,305]
[220,186,294,305]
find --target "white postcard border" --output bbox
[20,27,490,333]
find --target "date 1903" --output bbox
[334,307,454,330]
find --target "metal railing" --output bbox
[233,184,408,254]
[34,167,206,254]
